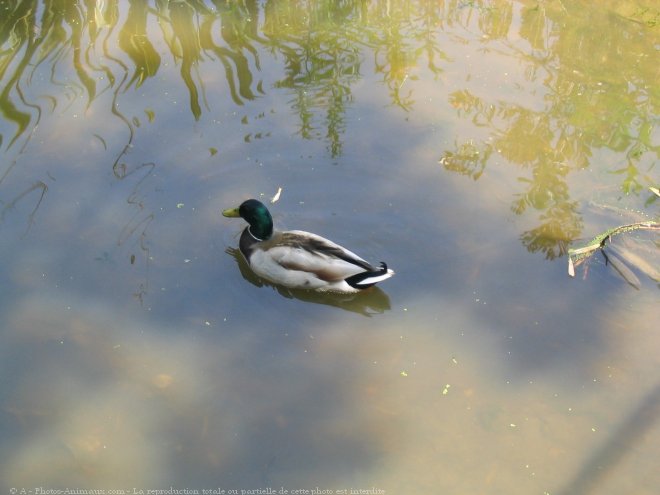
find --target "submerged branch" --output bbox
[567,220,660,277]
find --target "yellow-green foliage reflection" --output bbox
[437,1,658,259]
[0,0,456,150]
[0,0,657,261]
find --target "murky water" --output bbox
[1,1,658,493]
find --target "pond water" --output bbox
[1,1,658,493]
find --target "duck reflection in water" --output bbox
[226,247,392,316]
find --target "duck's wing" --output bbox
[264,230,375,281]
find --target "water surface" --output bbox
[1,1,658,494]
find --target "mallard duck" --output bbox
[222,199,394,293]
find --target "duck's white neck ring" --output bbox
[247,227,264,242]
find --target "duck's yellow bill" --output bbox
[222,207,241,217]
[222,208,241,218]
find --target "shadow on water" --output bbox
[557,382,660,495]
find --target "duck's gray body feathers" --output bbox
[239,229,393,293]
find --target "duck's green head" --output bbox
[222,199,273,240]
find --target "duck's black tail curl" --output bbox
[345,262,394,290]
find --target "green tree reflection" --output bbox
[118,0,161,90]
[0,0,657,263]
[439,0,658,259]
[1,0,451,155]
